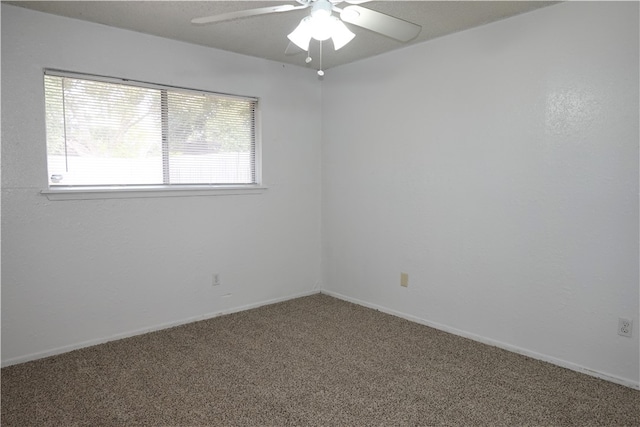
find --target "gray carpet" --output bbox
[2,293,639,426]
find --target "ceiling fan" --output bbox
[191,0,422,75]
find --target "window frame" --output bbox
[40,69,265,200]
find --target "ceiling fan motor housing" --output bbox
[311,0,333,17]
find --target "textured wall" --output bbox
[1,5,322,365]
[322,2,639,386]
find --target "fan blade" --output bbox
[192,4,306,25]
[340,5,421,42]
[331,0,370,3]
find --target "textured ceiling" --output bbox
[5,1,560,70]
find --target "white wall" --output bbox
[1,4,322,365]
[322,2,639,387]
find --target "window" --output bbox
[43,70,259,193]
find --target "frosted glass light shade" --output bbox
[330,17,355,50]
[287,17,313,51]
[310,14,333,41]
[288,15,356,52]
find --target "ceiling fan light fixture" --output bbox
[330,17,355,50]
[289,14,356,52]
[309,13,334,41]
[287,16,313,51]
[309,0,332,19]
[192,0,422,72]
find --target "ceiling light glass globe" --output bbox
[310,14,333,41]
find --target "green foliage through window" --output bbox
[44,71,257,187]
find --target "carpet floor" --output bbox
[2,293,639,426]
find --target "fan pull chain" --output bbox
[318,40,324,77]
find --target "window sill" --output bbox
[41,185,268,201]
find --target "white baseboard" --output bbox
[321,289,640,391]
[1,289,321,368]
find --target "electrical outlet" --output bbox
[618,318,632,337]
[400,272,409,288]
[212,273,221,287]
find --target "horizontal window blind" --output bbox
[44,71,257,188]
